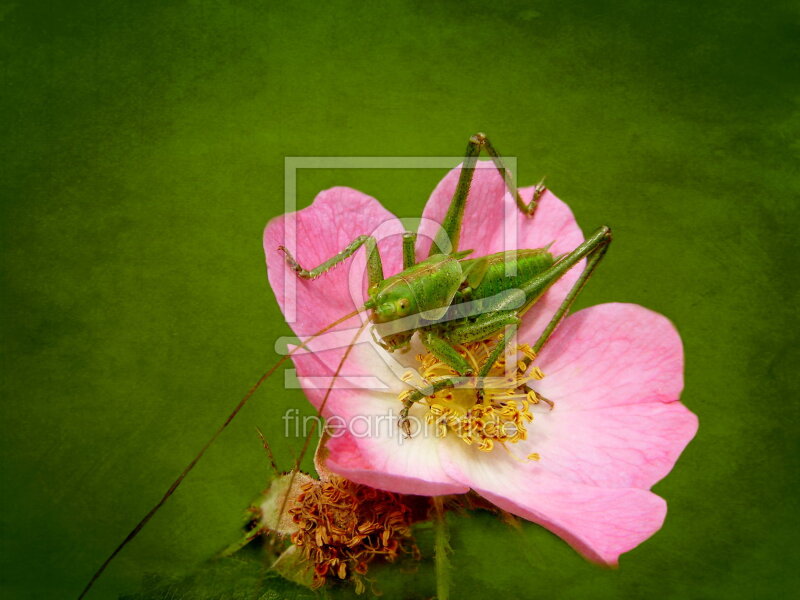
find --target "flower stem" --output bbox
[433,497,451,600]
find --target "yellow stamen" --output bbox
[403,337,547,459]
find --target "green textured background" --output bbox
[2,1,798,598]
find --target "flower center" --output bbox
[400,336,548,456]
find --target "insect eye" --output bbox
[397,298,410,313]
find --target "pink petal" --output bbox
[322,430,468,496]
[533,303,685,411]
[522,401,697,490]
[515,302,696,489]
[264,187,405,340]
[418,164,585,341]
[440,445,667,565]
[286,325,409,407]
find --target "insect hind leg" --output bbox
[429,133,546,257]
[402,232,417,269]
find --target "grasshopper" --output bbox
[78,133,610,598]
[279,133,611,429]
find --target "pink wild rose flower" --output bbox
[263,164,698,566]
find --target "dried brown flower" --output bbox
[288,475,419,592]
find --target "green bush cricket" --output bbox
[78,133,611,598]
[279,133,611,432]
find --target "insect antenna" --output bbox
[256,426,280,478]
[271,318,369,533]
[77,306,368,599]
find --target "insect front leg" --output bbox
[279,234,384,286]
[399,378,459,437]
[429,133,546,257]
[421,331,475,375]
[445,312,522,399]
[399,315,521,436]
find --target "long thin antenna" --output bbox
[77,307,365,599]
[256,426,280,477]
[272,319,369,533]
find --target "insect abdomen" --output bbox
[466,250,554,301]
